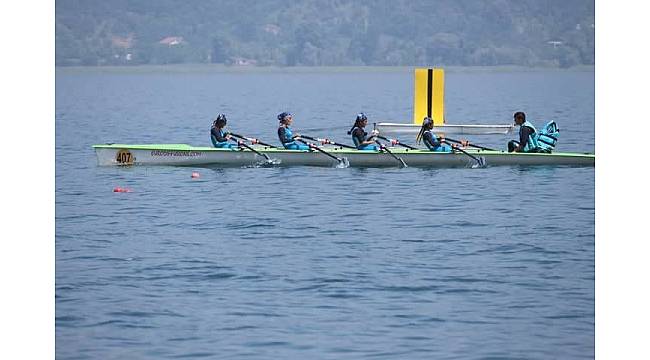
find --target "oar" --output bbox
[230,133,277,148]
[296,138,347,166]
[442,140,486,167]
[444,137,496,151]
[299,135,356,149]
[375,135,418,150]
[229,138,272,161]
[375,140,407,167]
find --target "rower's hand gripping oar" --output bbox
[229,133,277,148]
[375,140,408,168]
[441,140,486,168]
[443,137,495,151]
[375,135,418,150]
[295,138,349,168]
[299,135,356,149]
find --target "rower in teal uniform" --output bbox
[416,117,451,152]
[210,114,237,149]
[277,112,310,150]
[347,113,379,150]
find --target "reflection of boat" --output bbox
[375,122,514,136]
[93,143,595,168]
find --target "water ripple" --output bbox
[56,69,594,360]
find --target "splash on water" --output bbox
[256,158,282,167]
[470,156,487,169]
[335,158,350,168]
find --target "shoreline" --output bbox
[55,63,595,74]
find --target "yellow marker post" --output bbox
[413,68,445,125]
[413,69,428,125]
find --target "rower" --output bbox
[507,111,560,153]
[347,113,379,150]
[416,117,452,152]
[277,112,310,150]
[210,114,236,149]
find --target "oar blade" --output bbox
[256,157,282,167]
[336,157,350,168]
[471,156,487,169]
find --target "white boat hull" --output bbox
[93,144,595,168]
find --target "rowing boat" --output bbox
[93,143,595,168]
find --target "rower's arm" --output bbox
[424,132,441,148]
[278,127,290,144]
[515,126,533,152]
[353,128,375,145]
[211,127,229,143]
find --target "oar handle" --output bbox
[230,133,277,148]
[230,138,271,160]
[298,135,321,142]
[441,140,482,163]
[444,137,495,151]
[300,135,356,149]
[376,135,417,150]
[375,140,407,167]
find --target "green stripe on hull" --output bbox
[92,143,594,158]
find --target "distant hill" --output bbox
[55,0,594,68]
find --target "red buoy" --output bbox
[113,187,132,193]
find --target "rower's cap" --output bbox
[356,113,368,121]
[212,114,228,126]
[214,114,227,126]
[278,112,292,121]
[423,116,433,126]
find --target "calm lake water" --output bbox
[56,66,594,359]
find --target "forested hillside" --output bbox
[56,0,594,67]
